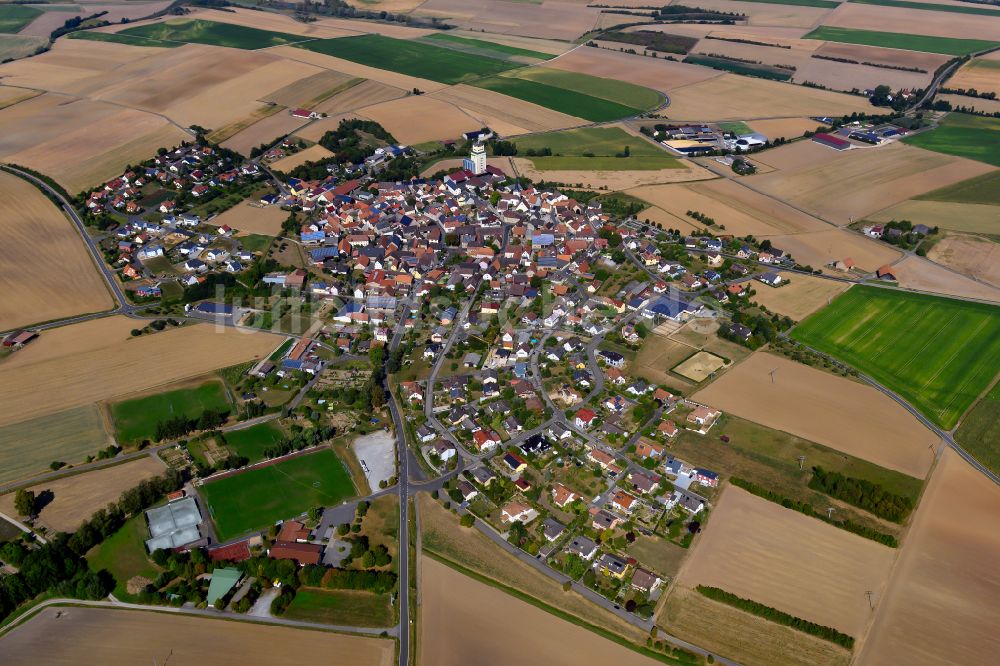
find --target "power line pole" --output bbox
[865,590,874,610]
[826,507,834,519]
[769,368,778,384]
[797,455,805,471]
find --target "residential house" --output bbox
[565,535,599,560]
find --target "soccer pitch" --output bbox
[200,448,355,541]
[791,286,1000,429]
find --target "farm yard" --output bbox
[419,556,663,666]
[199,448,355,541]
[674,486,896,637]
[0,169,112,330]
[859,449,1000,665]
[0,607,395,665]
[693,352,936,478]
[110,380,233,445]
[0,406,111,487]
[0,316,276,429]
[0,456,164,533]
[791,286,1000,429]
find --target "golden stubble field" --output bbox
[749,273,849,319]
[430,84,585,136]
[268,144,335,172]
[869,199,1000,234]
[822,1,1000,40]
[890,254,1000,303]
[674,485,896,637]
[0,607,395,666]
[546,46,720,93]
[859,448,1000,664]
[760,227,902,273]
[926,233,1000,289]
[748,141,995,226]
[419,556,663,666]
[693,352,936,478]
[0,317,277,428]
[948,56,1000,97]
[210,202,286,236]
[414,0,601,41]
[358,95,482,144]
[0,456,165,532]
[0,170,113,329]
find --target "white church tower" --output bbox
[464,141,487,175]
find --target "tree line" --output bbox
[809,467,913,524]
[696,586,854,648]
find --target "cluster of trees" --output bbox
[489,139,518,156]
[522,146,553,157]
[0,471,183,623]
[809,467,913,523]
[260,424,338,460]
[153,409,229,442]
[686,209,716,226]
[697,586,854,648]
[268,560,398,615]
[729,477,897,547]
[318,119,398,164]
[941,86,996,100]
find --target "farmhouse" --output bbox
[268,541,323,565]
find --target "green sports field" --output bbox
[792,286,1000,429]
[804,26,998,55]
[422,33,553,61]
[111,380,232,444]
[200,448,355,540]
[903,113,1000,167]
[295,34,518,84]
[119,19,307,50]
[848,0,1000,16]
[224,421,285,463]
[0,5,41,33]
[69,31,181,48]
[513,126,683,170]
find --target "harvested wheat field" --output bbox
[760,228,902,272]
[639,205,707,234]
[18,2,173,38]
[133,6,357,39]
[312,79,404,117]
[890,254,1000,303]
[259,70,360,108]
[0,170,112,330]
[0,456,164,532]
[869,199,1000,234]
[0,94,188,193]
[858,448,1000,664]
[660,585,850,666]
[210,202,287,236]
[688,0,830,27]
[749,117,826,140]
[0,86,41,111]
[948,57,1000,97]
[747,141,994,226]
[221,112,311,156]
[420,556,662,666]
[793,55,933,92]
[430,84,585,135]
[545,46,720,93]
[446,28,571,56]
[823,2,1000,41]
[937,93,1000,115]
[750,273,849,319]
[0,317,276,428]
[812,41,950,74]
[661,73,870,121]
[694,352,936,477]
[0,607,394,666]
[512,157,713,190]
[414,0,601,41]
[627,179,826,237]
[268,144,335,172]
[926,233,1000,289]
[358,95,481,144]
[676,485,896,636]
[269,45,448,93]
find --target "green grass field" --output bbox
[804,26,998,55]
[283,588,393,627]
[955,381,1000,476]
[119,19,307,50]
[86,514,161,601]
[718,121,753,135]
[295,34,518,84]
[792,286,1000,429]
[513,127,683,170]
[0,5,42,33]
[903,113,1000,167]
[917,170,1000,205]
[423,33,553,61]
[236,233,274,253]
[683,55,793,81]
[111,380,232,444]
[473,76,643,122]
[0,405,109,485]
[848,0,1000,16]
[200,448,355,540]
[69,31,181,48]
[224,422,284,463]
[508,67,664,111]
